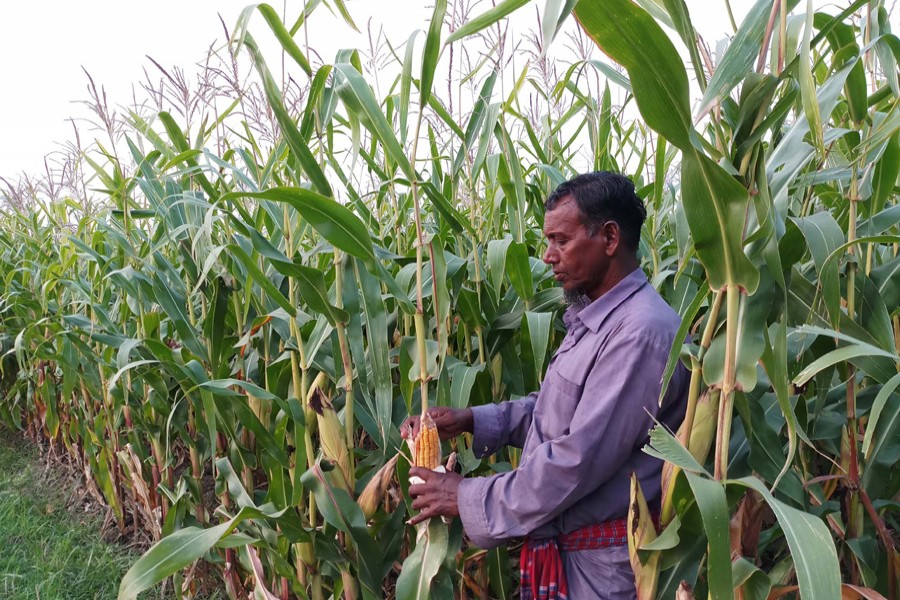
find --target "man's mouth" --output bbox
[554,271,565,281]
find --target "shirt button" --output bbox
[483,446,489,453]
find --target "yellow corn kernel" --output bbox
[413,412,441,470]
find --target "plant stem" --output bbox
[334,249,355,486]
[714,285,740,480]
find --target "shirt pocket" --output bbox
[535,367,583,440]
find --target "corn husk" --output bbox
[628,474,660,600]
[660,389,720,525]
[308,386,352,492]
[358,454,399,520]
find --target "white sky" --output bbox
[0,0,853,181]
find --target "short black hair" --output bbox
[544,171,647,249]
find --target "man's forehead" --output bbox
[543,198,583,234]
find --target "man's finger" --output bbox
[408,467,433,480]
[400,418,419,439]
[407,509,435,526]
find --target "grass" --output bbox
[0,426,137,600]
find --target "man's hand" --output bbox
[407,467,463,525]
[401,407,474,441]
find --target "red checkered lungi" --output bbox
[519,518,629,600]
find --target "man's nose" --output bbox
[542,245,556,264]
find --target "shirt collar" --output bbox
[563,267,648,333]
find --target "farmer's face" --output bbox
[542,196,610,302]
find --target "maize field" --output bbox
[0,0,898,598]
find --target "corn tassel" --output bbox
[628,474,660,600]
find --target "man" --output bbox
[407,172,689,599]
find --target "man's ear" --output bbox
[603,221,621,256]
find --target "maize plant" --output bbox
[0,0,898,599]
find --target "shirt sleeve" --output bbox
[457,329,670,549]
[470,392,538,458]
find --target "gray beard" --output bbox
[564,289,590,309]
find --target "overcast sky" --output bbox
[0,0,829,181]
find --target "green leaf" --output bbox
[330,0,359,31]
[815,13,867,124]
[698,0,800,116]
[398,31,421,144]
[506,242,534,302]
[862,372,900,458]
[659,286,707,404]
[420,0,447,108]
[238,4,312,76]
[794,344,898,386]
[680,151,760,293]
[644,423,710,476]
[574,0,763,294]
[587,60,632,92]
[150,275,206,358]
[356,260,393,446]
[333,63,414,181]
[445,0,530,44]
[227,188,376,268]
[760,320,810,490]
[300,463,383,596]
[869,132,900,216]
[704,275,774,390]
[660,0,707,93]
[639,514,681,552]
[299,65,333,141]
[118,506,288,600]
[542,0,568,49]
[192,378,277,401]
[228,244,296,317]
[522,311,552,386]
[241,36,332,196]
[684,472,733,600]
[487,238,512,294]
[396,519,450,600]
[293,264,349,326]
[449,362,489,410]
[799,0,824,156]
[731,556,772,600]
[573,0,692,149]
[789,212,844,327]
[733,477,841,600]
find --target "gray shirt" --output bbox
[457,268,689,551]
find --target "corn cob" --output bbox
[413,412,442,469]
[308,385,352,492]
[660,389,719,525]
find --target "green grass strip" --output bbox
[0,427,137,600]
